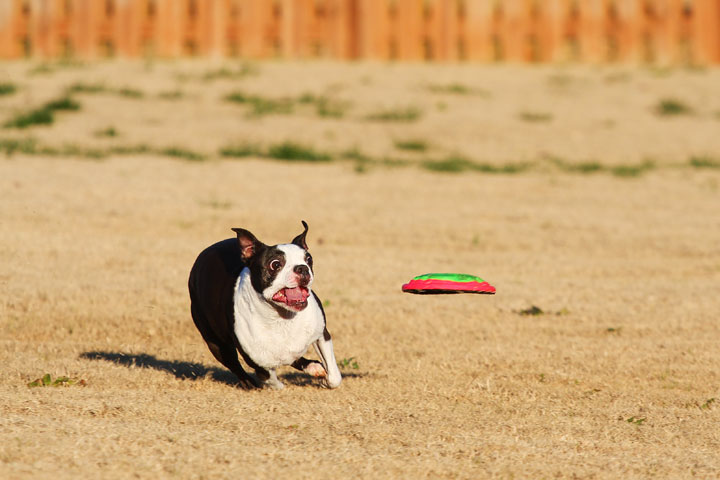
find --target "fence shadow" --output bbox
[80,351,238,386]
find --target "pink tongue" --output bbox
[285,287,308,303]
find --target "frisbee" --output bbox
[402,273,496,295]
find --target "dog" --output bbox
[188,221,342,389]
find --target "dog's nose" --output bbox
[294,265,310,277]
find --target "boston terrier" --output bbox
[188,221,342,390]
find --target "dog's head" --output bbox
[232,221,314,312]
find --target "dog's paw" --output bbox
[264,378,285,390]
[304,362,327,378]
[237,375,261,390]
[320,373,342,389]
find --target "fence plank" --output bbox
[616,0,643,62]
[578,0,608,63]
[325,0,354,59]
[394,0,423,60]
[535,0,566,62]
[115,0,142,57]
[462,0,493,61]
[357,0,390,59]
[240,0,273,58]
[694,0,720,63]
[501,0,528,61]
[1,0,720,63]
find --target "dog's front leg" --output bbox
[312,328,342,389]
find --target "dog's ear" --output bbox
[232,228,263,261]
[291,220,309,250]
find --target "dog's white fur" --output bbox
[232,243,342,389]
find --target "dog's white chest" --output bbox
[232,273,325,369]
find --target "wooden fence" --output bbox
[1,0,719,64]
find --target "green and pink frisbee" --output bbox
[402,273,496,295]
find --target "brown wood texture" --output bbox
[0,0,718,63]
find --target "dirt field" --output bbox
[1,60,720,479]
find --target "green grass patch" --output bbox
[341,147,371,162]
[625,416,647,425]
[421,156,476,173]
[297,93,318,104]
[365,106,422,123]
[66,82,108,94]
[341,147,372,173]
[315,98,348,118]
[266,142,332,162]
[337,357,359,370]
[94,126,118,138]
[106,144,152,156]
[394,139,429,152]
[610,160,656,178]
[219,143,263,158]
[473,162,529,174]
[117,88,144,99]
[655,98,692,116]
[58,144,106,159]
[378,157,411,168]
[202,64,257,81]
[562,161,603,173]
[0,138,105,159]
[225,91,294,116]
[0,83,17,96]
[28,373,86,388]
[4,108,55,128]
[0,137,39,155]
[297,93,349,118]
[519,111,553,123]
[427,83,487,96]
[421,155,528,174]
[44,97,81,111]
[4,96,80,129]
[689,155,720,169]
[158,90,185,100]
[67,83,152,100]
[518,305,545,316]
[27,63,56,75]
[158,146,206,162]
[547,156,604,174]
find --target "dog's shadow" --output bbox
[80,351,239,386]
[80,351,367,388]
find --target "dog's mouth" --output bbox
[272,286,310,310]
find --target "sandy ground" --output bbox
[1,61,720,479]
[0,60,719,164]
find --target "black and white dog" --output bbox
[188,221,341,389]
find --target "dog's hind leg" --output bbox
[291,357,328,378]
[191,304,258,389]
[208,341,259,389]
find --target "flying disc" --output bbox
[402,273,496,295]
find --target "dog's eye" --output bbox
[270,260,282,271]
[305,254,313,267]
